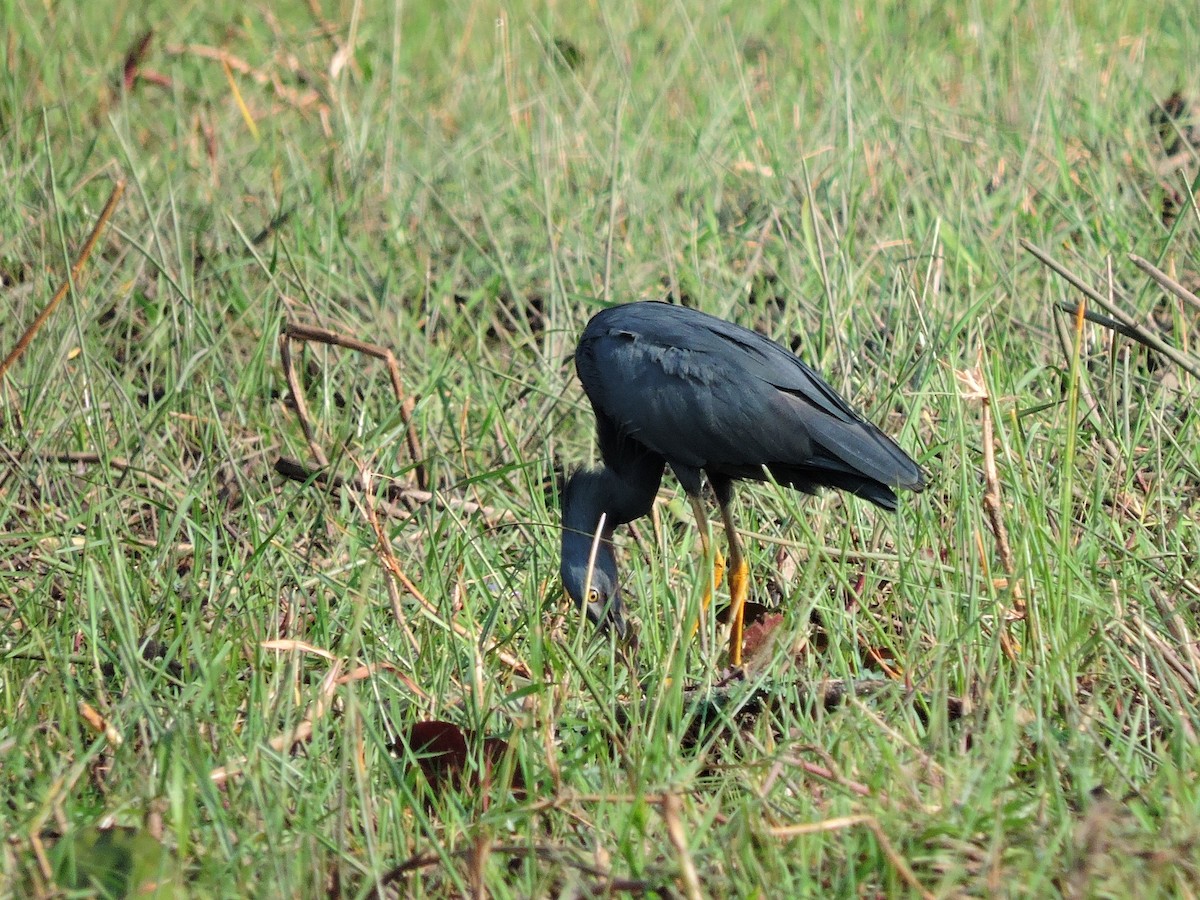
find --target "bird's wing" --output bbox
[577,303,922,490]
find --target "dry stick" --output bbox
[1131,617,1200,697]
[364,844,662,898]
[662,794,703,900]
[258,640,432,699]
[468,832,491,900]
[1050,315,1124,466]
[1054,304,1150,347]
[275,455,408,520]
[769,815,934,900]
[1111,619,1200,743]
[657,677,965,752]
[29,833,54,885]
[781,757,873,798]
[794,744,881,801]
[1129,253,1200,318]
[305,0,342,42]
[361,481,532,680]
[848,697,946,786]
[210,659,344,784]
[1021,239,1200,380]
[208,657,424,785]
[360,471,427,661]
[736,527,959,573]
[1154,147,1199,179]
[275,455,511,526]
[163,43,322,114]
[45,450,124,466]
[38,450,173,494]
[980,382,1022,621]
[281,321,426,490]
[278,330,329,467]
[1148,585,1200,682]
[956,364,1022,662]
[0,180,125,382]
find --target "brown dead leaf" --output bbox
[740,611,786,669]
[395,720,524,798]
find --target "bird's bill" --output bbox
[573,589,630,643]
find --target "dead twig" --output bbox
[36,449,171,494]
[210,659,344,784]
[360,476,532,680]
[163,43,325,117]
[0,180,125,383]
[624,676,965,753]
[776,752,874,799]
[364,843,666,898]
[1021,239,1200,380]
[360,470,425,659]
[1129,253,1200,319]
[278,330,328,467]
[1050,315,1124,466]
[1054,303,1156,349]
[208,653,430,785]
[1148,585,1200,682]
[274,455,510,526]
[662,794,703,900]
[769,814,935,900]
[955,360,1023,661]
[279,321,426,489]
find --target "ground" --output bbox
[2,2,1200,897]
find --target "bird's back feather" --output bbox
[576,301,924,508]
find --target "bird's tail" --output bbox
[785,409,926,511]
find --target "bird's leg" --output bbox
[687,495,724,640]
[717,495,750,668]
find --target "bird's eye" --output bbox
[587,588,600,604]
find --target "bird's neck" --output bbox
[565,464,659,534]
[563,470,617,539]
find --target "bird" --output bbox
[560,300,925,667]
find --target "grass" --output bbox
[3,0,1200,896]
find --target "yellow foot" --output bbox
[711,549,726,596]
[692,549,726,644]
[727,559,750,667]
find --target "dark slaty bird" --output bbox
[560,301,925,666]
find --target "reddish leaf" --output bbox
[716,600,771,625]
[395,721,523,796]
[400,720,469,788]
[741,611,785,662]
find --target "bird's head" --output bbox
[560,471,628,640]
[560,530,626,638]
